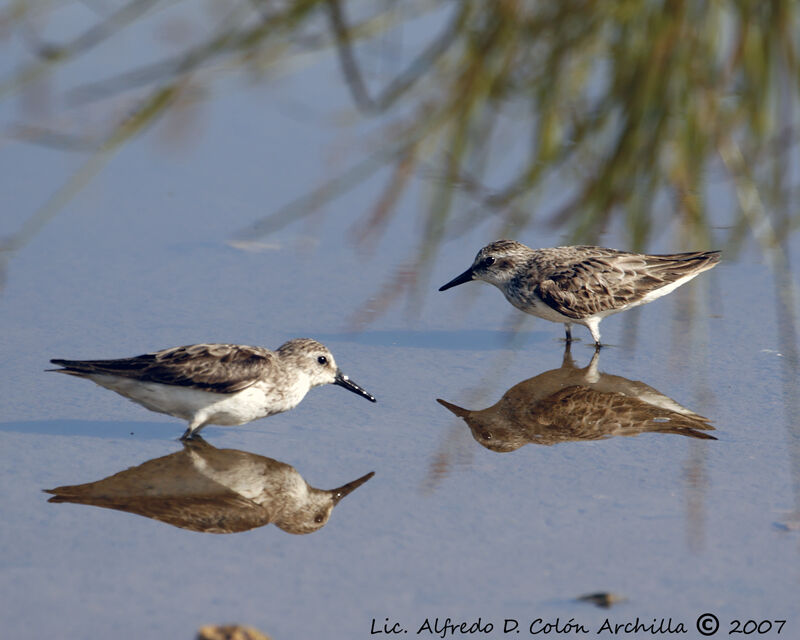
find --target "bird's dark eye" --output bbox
[314,513,325,523]
[317,356,328,365]
[483,256,496,267]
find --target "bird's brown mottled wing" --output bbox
[50,344,274,393]
[535,249,720,319]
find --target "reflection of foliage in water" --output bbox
[2,0,799,524]
[1,2,799,295]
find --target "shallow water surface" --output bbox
[2,227,798,638]
[1,13,799,639]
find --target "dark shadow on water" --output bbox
[0,419,287,441]
[0,419,178,440]
[313,329,544,350]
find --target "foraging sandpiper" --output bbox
[439,240,720,346]
[49,338,376,439]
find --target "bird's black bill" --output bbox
[331,471,375,505]
[438,267,475,291]
[334,371,376,402]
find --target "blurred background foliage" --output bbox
[1,0,799,307]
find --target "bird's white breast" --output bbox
[503,289,575,323]
[87,374,311,426]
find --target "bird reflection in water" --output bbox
[45,438,374,534]
[437,347,716,452]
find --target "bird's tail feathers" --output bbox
[47,357,151,376]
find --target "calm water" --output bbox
[1,10,799,640]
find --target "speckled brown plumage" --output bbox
[439,240,721,345]
[51,344,275,393]
[49,338,375,439]
[530,247,721,320]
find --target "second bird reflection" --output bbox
[438,347,716,452]
[45,438,374,534]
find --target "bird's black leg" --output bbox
[564,324,573,343]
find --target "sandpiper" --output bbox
[49,338,376,439]
[439,240,720,346]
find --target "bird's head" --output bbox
[439,240,531,291]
